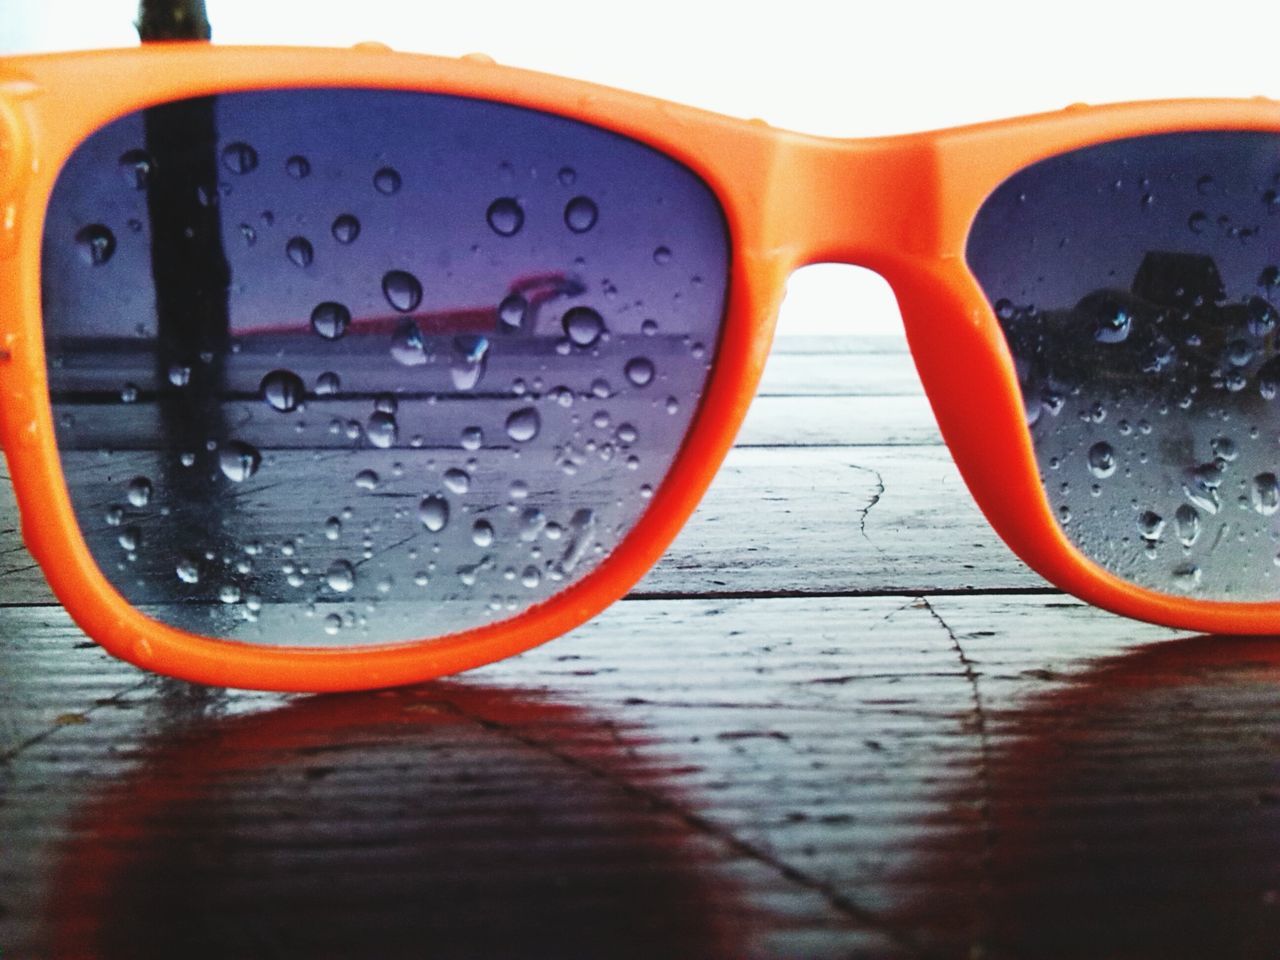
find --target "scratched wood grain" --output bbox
[3,335,1276,960]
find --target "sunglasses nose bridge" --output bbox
[767,133,940,278]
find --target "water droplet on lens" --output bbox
[374,166,402,195]
[1183,462,1224,514]
[324,613,342,635]
[625,357,655,387]
[461,426,483,451]
[118,148,153,189]
[326,559,356,593]
[562,306,605,347]
[499,293,528,331]
[355,469,379,490]
[443,467,470,494]
[558,166,576,186]
[286,236,314,267]
[1174,504,1200,547]
[1196,174,1215,195]
[1210,436,1238,462]
[366,411,398,449]
[219,583,242,604]
[564,195,598,233]
[176,555,201,584]
[1248,296,1279,337]
[324,516,342,540]
[1188,211,1209,234]
[221,141,258,175]
[450,335,490,390]
[117,526,141,551]
[219,441,262,482]
[126,476,152,508]
[167,363,191,387]
[418,494,449,532]
[486,197,524,236]
[390,319,428,366]
[471,519,494,547]
[311,301,351,340]
[316,371,341,395]
[76,224,116,266]
[1172,563,1202,591]
[383,270,423,313]
[505,407,540,442]
[521,565,541,588]
[1137,510,1164,541]
[286,154,311,178]
[1252,472,1280,515]
[330,213,361,245]
[653,246,672,265]
[1086,441,1116,479]
[261,369,305,412]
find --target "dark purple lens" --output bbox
[968,131,1280,600]
[43,89,729,646]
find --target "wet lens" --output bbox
[967,131,1280,600]
[43,89,728,645]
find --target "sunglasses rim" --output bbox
[1,44,1279,691]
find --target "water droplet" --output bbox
[652,245,672,266]
[323,613,342,635]
[461,426,484,451]
[75,224,116,266]
[558,166,576,186]
[1188,211,1209,234]
[486,197,525,236]
[239,223,257,246]
[286,154,311,178]
[390,318,428,366]
[126,476,152,508]
[1248,296,1279,337]
[324,516,342,540]
[509,480,529,501]
[219,583,242,604]
[176,555,201,584]
[521,565,541,588]
[1137,510,1164,542]
[1172,563,1202,592]
[555,508,596,575]
[418,494,449,532]
[1183,462,1224,514]
[383,269,423,313]
[117,526,141,551]
[286,236,314,268]
[1174,504,1201,547]
[471,519,494,547]
[219,441,261,482]
[1210,436,1238,462]
[329,213,362,246]
[562,306,605,347]
[1252,472,1280,516]
[443,468,471,494]
[167,363,191,388]
[1260,265,1280,294]
[450,335,490,390]
[221,141,258,175]
[1091,301,1132,344]
[118,148,153,189]
[366,411,398,449]
[1086,441,1116,479]
[505,407,540,442]
[564,196,598,233]
[355,469,379,490]
[374,166,402,195]
[326,559,356,593]
[498,293,528,331]
[261,369,305,413]
[624,357,655,387]
[311,302,351,340]
[316,371,341,396]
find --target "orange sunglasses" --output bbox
[2,41,1279,692]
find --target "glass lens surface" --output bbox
[43,89,728,646]
[968,131,1280,600]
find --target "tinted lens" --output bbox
[43,89,728,646]
[968,131,1280,600]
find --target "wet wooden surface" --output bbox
[5,335,1280,959]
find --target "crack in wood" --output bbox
[0,678,150,766]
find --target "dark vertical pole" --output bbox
[137,0,239,637]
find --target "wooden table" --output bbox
[4,334,1278,959]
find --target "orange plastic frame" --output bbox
[1,43,1279,692]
